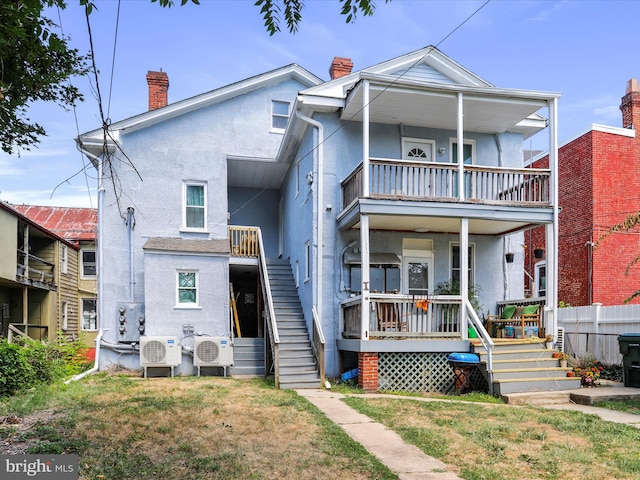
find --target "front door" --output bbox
[403,256,434,295]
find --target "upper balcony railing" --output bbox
[342,158,550,209]
[229,226,259,258]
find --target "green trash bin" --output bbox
[618,334,640,387]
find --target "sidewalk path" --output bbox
[296,389,461,480]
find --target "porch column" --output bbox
[360,214,370,340]
[547,97,559,340]
[358,352,378,392]
[456,92,464,201]
[460,218,469,338]
[362,79,370,197]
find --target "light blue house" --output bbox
[78,46,572,394]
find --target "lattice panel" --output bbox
[378,352,488,394]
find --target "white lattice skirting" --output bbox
[378,352,488,394]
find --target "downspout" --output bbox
[295,110,324,327]
[64,328,106,383]
[126,207,136,302]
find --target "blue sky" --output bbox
[1,0,637,208]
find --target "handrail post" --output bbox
[465,298,495,395]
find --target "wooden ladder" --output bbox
[229,283,242,338]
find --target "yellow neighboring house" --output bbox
[1,202,98,348]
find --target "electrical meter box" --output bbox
[116,302,145,343]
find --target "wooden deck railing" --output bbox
[342,158,550,208]
[342,294,466,339]
[229,226,260,257]
[16,249,55,286]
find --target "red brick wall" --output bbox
[529,128,640,306]
[358,352,378,392]
[591,130,640,305]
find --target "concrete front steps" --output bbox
[471,339,582,396]
[266,259,321,390]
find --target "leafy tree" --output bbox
[595,212,640,302]
[254,0,391,35]
[0,0,88,154]
[2,0,388,153]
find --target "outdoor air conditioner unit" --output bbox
[193,337,233,368]
[140,336,182,377]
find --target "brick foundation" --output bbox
[358,352,378,392]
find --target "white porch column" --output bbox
[362,79,370,197]
[360,214,370,340]
[547,97,559,340]
[460,218,469,338]
[457,92,464,201]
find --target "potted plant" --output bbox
[534,247,544,259]
[545,334,554,349]
[558,352,568,368]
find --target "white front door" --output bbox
[403,256,434,295]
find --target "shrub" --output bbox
[0,333,89,397]
[0,340,35,396]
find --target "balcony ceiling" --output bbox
[227,156,289,189]
[351,214,532,236]
[342,80,547,139]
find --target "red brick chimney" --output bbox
[146,70,169,111]
[329,57,353,80]
[620,78,640,129]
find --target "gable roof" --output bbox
[77,64,323,156]
[12,205,97,242]
[301,46,492,99]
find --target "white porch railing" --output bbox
[342,294,467,338]
[342,158,550,208]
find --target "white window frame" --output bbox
[402,254,434,295]
[402,137,435,161]
[61,301,68,331]
[81,298,97,331]
[449,139,476,164]
[176,270,200,308]
[271,100,290,132]
[450,242,476,286]
[81,249,97,278]
[61,245,68,274]
[182,181,207,232]
[534,261,546,298]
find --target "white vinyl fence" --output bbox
[557,303,640,366]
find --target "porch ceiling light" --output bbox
[414,228,430,233]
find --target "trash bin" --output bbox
[618,334,640,387]
[447,352,480,394]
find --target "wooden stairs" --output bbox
[471,339,582,396]
[265,259,322,390]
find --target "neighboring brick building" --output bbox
[527,79,640,306]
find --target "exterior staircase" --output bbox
[471,339,582,396]
[265,258,322,390]
[230,338,265,377]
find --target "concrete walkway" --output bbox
[297,384,640,479]
[296,389,462,480]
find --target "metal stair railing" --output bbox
[465,298,495,395]
[256,228,280,386]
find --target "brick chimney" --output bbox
[620,78,640,129]
[329,57,353,80]
[146,70,169,111]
